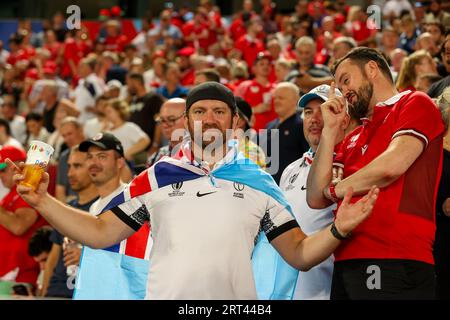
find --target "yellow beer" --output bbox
[21,141,54,190]
[20,164,45,191]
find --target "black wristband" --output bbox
[330,222,351,240]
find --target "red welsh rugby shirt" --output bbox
[333,91,444,264]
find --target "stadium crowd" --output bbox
[0,0,449,300]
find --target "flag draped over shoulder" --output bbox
[74,140,298,300]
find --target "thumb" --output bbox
[36,172,50,194]
[341,186,353,207]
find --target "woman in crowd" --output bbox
[103,98,150,163]
[396,49,438,92]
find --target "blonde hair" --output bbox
[396,50,433,91]
[107,99,130,121]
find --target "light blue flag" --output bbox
[74,247,149,300]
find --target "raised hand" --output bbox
[7,158,49,208]
[334,185,379,236]
[320,82,347,132]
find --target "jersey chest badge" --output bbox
[285,172,299,191]
[233,182,245,199]
[168,182,185,197]
[347,133,360,149]
[250,86,260,93]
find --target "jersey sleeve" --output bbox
[261,196,299,242]
[333,136,349,169]
[392,92,444,148]
[110,170,152,231]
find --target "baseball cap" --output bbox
[0,145,26,170]
[177,47,196,57]
[254,51,272,64]
[43,61,57,75]
[235,96,252,125]
[298,84,343,109]
[106,79,123,90]
[79,132,124,157]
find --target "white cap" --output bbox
[107,80,123,90]
[298,84,343,108]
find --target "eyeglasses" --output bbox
[155,113,184,126]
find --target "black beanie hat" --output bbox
[186,82,237,113]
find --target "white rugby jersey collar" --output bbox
[376,90,411,107]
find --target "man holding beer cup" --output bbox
[6,82,380,299]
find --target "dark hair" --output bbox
[28,226,53,257]
[441,38,450,56]
[332,47,394,84]
[425,22,445,36]
[0,118,11,136]
[195,69,221,83]
[128,72,145,85]
[8,33,23,46]
[1,94,17,108]
[25,112,44,123]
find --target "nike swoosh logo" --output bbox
[301,185,307,191]
[196,191,217,197]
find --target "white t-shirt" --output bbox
[9,115,27,145]
[110,152,297,300]
[280,151,335,300]
[74,74,105,124]
[107,122,148,152]
[84,118,106,139]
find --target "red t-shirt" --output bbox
[235,79,277,131]
[182,21,210,52]
[351,20,376,43]
[333,91,444,264]
[0,187,47,284]
[180,68,195,87]
[234,35,265,68]
[60,38,89,79]
[229,17,246,41]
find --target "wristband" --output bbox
[330,222,351,240]
[328,184,339,203]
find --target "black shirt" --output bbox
[263,112,309,184]
[129,93,165,145]
[46,196,98,299]
[43,101,58,133]
[428,75,450,98]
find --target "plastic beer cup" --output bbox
[20,141,54,191]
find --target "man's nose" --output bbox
[203,109,216,123]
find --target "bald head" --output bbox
[273,82,300,121]
[159,98,187,142]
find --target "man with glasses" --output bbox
[429,37,450,98]
[147,98,187,167]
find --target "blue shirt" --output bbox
[156,85,189,99]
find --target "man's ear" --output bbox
[232,112,240,130]
[183,112,189,130]
[117,156,126,170]
[365,60,379,80]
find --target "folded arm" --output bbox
[332,135,424,199]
